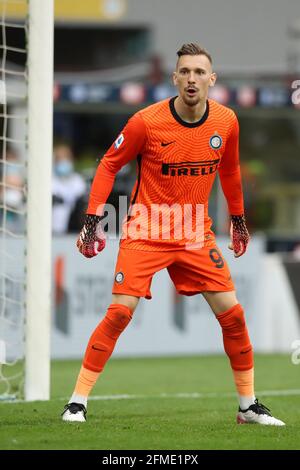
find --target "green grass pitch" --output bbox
[0,354,299,450]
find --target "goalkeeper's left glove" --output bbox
[228,214,250,258]
[76,214,106,258]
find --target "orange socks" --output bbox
[216,303,253,371]
[73,302,254,406]
[83,303,132,373]
[233,368,254,398]
[216,303,255,405]
[73,304,132,399]
[73,366,100,398]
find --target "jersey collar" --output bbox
[169,96,209,128]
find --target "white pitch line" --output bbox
[67,388,300,402]
[2,389,300,404]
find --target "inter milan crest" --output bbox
[115,272,125,284]
[209,134,222,150]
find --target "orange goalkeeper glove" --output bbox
[228,214,250,258]
[77,214,106,258]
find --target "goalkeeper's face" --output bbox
[173,54,216,107]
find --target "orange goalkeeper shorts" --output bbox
[112,243,235,299]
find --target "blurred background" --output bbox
[2,0,300,243]
[1,0,300,369]
[1,2,300,450]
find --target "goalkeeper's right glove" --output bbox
[76,214,106,258]
[228,214,250,258]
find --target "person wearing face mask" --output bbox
[52,143,86,234]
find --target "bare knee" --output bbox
[202,290,238,315]
[111,294,140,313]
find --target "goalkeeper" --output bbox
[62,43,285,426]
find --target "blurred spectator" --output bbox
[52,143,86,234]
[0,147,24,233]
[293,243,300,261]
[148,54,164,85]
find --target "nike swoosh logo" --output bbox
[240,347,252,354]
[161,141,176,147]
[92,345,106,352]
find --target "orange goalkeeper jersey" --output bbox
[87,97,244,251]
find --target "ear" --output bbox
[209,72,217,87]
[172,71,178,87]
